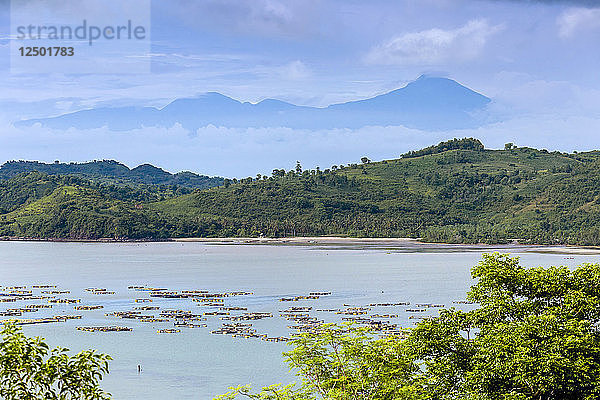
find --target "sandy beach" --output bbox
[3,235,600,254]
[173,236,600,255]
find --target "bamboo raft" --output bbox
[77,326,132,332]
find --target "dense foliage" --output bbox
[0,173,178,239]
[153,141,600,244]
[400,137,484,159]
[0,323,112,399]
[0,160,224,189]
[5,138,600,244]
[217,253,600,400]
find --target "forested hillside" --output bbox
[3,138,600,245]
[0,160,224,189]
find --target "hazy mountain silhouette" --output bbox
[17,76,492,131]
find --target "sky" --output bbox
[1,0,600,177]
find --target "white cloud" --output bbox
[481,71,600,118]
[557,7,600,38]
[277,60,311,80]
[366,19,503,66]
[4,113,600,178]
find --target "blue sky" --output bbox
[1,0,600,177]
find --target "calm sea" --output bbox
[0,241,595,399]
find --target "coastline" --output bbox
[2,235,600,254]
[174,237,600,254]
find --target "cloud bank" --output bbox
[557,7,600,38]
[3,114,600,178]
[366,19,503,66]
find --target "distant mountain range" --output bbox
[16,76,492,131]
[0,160,224,189]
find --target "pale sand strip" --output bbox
[4,236,600,255]
[173,237,600,255]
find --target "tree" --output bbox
[448,253,600,399]
[218,253,600,399]
[215,384,313,400]
[505,142,515,150]
[272,169,286,178]
[0,322,112,400]
[401,138,484,159]
[361,157,371,164]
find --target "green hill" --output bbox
[0,173,174,239]
[3,138,600,245]
[0,159,224,190]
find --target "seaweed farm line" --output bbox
[0,284,473,341]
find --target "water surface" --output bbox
[0,242,595,399]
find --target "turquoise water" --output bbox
[0,241,596,399]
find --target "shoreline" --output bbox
[2,236,600,254]
[174,237,600,254]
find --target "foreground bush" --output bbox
[217,253,600,399]
[0,323,112,399]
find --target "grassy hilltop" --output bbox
[3,138,600,245]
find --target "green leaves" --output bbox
[0,322,112,400]
[284,324,420,399]
[215,384,314,400]
[461,253,600,400]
